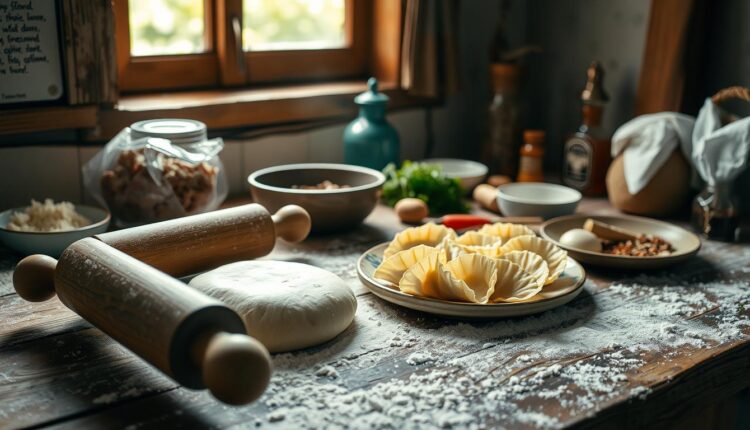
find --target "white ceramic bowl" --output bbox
[497,182,581,219]
[421,158,488,192]
[0,205,111,257]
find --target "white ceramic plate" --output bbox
[540,214,702,269]
[357,242,586,318]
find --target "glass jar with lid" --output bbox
[83,118,228,227]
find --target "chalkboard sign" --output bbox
[0,0,63,104]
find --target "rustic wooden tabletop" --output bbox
[1,199,749,429]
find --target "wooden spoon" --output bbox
[583,218,640,241]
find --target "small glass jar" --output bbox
[516,130,545,183]
[691,182,739,241]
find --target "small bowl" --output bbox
[0,205,111,257]
[248,163,385,233]
[421,158,488,192]
[497,182,581,219]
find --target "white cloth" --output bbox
[688,98,750,186]
[611,112,695,194]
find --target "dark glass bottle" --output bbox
[562,61,611,196]
[482,63,522,177]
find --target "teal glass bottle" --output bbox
[344,78,400,170]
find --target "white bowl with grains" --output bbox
[0,199,110,257]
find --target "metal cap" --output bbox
[580,61,609,104]
[354,77,390,105]
[130,119,208,145]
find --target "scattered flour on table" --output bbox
[253,275,750,429]
[244,240,750,428]
[268,238,375,283]
[406,352,433,365]
[314,365,339,378]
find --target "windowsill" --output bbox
[93,81,435,141]
[116,81,377,111]
[0,81,435,141]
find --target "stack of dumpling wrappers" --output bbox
[374,223,568,304]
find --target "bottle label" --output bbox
[519,155,542,176]
[563,137,593,190]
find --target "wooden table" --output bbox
[1,199,749,429]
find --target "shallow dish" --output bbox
[248,163,385,234]
[421,158,488,192]
[0,205,111,257]
[497,182,581,219]
[357,242,586,318]
[540,214,701,269]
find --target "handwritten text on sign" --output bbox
[0,0,63,104]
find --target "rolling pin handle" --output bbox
[13,254,58,302]
[271,205,311,243]
[194,331,272,405]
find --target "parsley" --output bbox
[382,161,469,215]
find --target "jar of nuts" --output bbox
[82,119,228,227]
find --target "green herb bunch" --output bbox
[382,161,469,215]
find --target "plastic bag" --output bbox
[82,128,228,227]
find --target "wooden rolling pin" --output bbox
[97,204,311,277]
[13,239,272,405]
[10,204,312,405]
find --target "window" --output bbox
[114,0,367,92]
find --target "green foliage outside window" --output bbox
[128,0,345,57]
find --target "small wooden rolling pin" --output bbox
[97,203,311,278]
[11,204,312,405]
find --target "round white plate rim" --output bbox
[357,242,587,318]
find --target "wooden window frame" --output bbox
[114,0,367,93]
[114,0,219,92]
[240,0,367,84]
[0,0,422,139]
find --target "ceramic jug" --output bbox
[344,78,400,170]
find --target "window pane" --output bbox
[129,0,206,56]
[242,0,346,51]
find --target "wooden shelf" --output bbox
[0,106,98,136]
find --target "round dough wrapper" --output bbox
[441,238,503,261]
[477,222,535,242]
[500,236,567,285]
[498,250,549,289]
[437,253,498,304]
[374,245,439,286]
[399,253,441,299]
[383,223,456,259]
[491,259,542,303]
[189,261,357,353]
[455,231,501,247]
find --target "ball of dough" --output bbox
[560,228,602,252]
[189,261,357,353]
